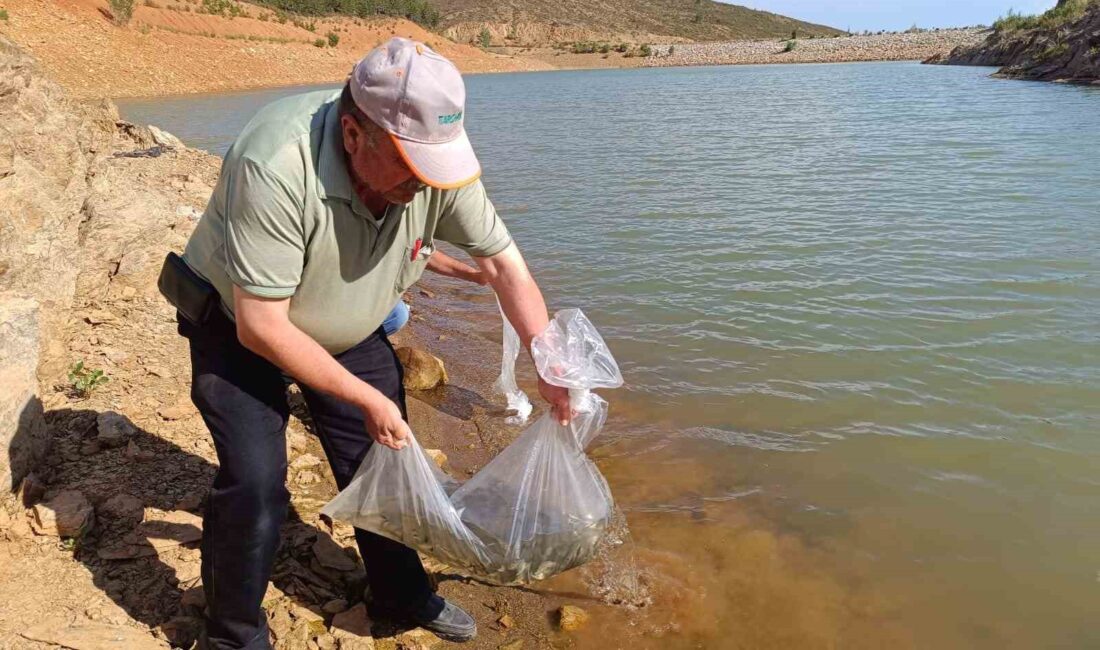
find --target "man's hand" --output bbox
[359,395,411,450]
[538,378,572,427]
[233,286,412,450]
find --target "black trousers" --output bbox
[180,308,432,649]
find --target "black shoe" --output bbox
[402,594,477,642]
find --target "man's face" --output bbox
[341,113,426,205]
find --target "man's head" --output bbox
[339,38,481,205]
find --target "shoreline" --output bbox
[0,2,986,100]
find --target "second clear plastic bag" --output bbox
[321,308,622,585]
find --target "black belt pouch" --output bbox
[157,252,217,325]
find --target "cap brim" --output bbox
[391,129,481,190]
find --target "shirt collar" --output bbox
[316,99,360,208]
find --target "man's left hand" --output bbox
[538,377,572,426]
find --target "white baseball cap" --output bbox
[350,37,481,189]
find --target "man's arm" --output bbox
[426,249,486,285]
[474,243,572,425]
[232,286,411,450]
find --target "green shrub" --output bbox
[994,0,1095,33]
[639,43,652,57]
[68,361,109,398]
[598,43,611,54]
[108,0,134,24]
[478,27,491,48]
[783,39,797,52]
[614,43,628,53]
[0,9,8,21]
[667,45,675,56]
[570,41,598,54]
[313,37,326,47]
[326,30,339,46]
[249,0,440,28]
[144,0,160,7]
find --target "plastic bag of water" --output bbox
[321,308,622,585]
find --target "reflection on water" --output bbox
[118,62,1100,648]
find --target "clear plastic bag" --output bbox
[321,308,622,585]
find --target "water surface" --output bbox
[119,62,1100,648]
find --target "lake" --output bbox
[118,61,1100,648]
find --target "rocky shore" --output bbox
[0,36,622,650]
[644,29,986,68]
[926,1,1100,84]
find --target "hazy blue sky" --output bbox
[734,0,1058,32]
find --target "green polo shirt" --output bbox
[183,90,512,354]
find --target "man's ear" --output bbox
[340,114,360,155]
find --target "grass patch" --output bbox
[994,0,1097,32]
[326,30,339,46]
[249,0,440,28]
[1038,42,1070,60]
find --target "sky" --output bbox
[733,0,1059,32]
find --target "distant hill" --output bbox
[430,0,844,46]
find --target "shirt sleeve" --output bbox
[434,179,513,258]
[222,157,305,298]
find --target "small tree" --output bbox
[478,27,491,48]
[108,0,134,25]
[783,39,797,52]
[668,45,675,57]
[639,43,652,57]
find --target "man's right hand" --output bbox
[359,394,411,450]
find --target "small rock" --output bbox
[291,453,323,470]
[418,288,436,299]
[313,537,358,571]
[115,249,152,277]
[496,614,514,629]
[145,365,172,379]
[317,634,337,650]
[96,411,136,448]
[157,403,192,421]
[149,125,185,149]
[296,469,321,485]
[181,586,206,610]
[100,493,144,526]
[31,490,94,538]
[268,603,294,640]
[175,490,206,512]
[80,439,102,456]
[396,629,441,649]
[322,599,348,615]
[331,602,373,638]
[84,309,117,325]
[557,605,589,631]
[423,449,447,468]
[159,615,201,648]
[394,348,448,390]
[126,439,156,462]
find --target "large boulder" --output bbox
[0,295,47,491]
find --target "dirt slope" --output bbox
[434,0,843,46]
[0,0,550,99]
